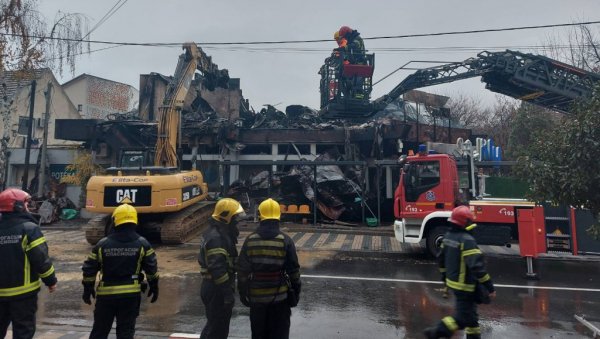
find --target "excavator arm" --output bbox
[154,42,229,167]
[323,49,600,119]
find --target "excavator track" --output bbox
[83,202,215,245]
[84,214,111,245]
[160,201,216,244]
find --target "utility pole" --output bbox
[22,80,36,191]
[37,82,52,198]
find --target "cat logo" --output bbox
[119,197,133,204]
[116,189,137,204]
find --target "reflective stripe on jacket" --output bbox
[197,223,237,288]
[82,228,158,297]
[438,227,494,293]
[238,226,301,304]
[0,213,56,299]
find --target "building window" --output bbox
[77,104,83,112]
[17,116,31,135]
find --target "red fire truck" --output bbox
[393,142,539,257]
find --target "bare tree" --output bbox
[479,96,519,151]
[445,93,490,129]
[0,0,88,189]
[543,23,600,72]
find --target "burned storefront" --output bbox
[55,44,471,225]
[56,92,470,225]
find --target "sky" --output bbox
[39,0,600,112]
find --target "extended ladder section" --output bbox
[322,49,600,119]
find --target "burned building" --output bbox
[55,45,473,224]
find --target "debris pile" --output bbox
[225,149,366,222]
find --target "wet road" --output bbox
[32,240,600,339]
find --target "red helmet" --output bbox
[448,205,474,228]
[338,26,352,37]
[0,188,31,212]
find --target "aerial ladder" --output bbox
[320,49,600,119]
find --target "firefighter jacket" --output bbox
[82,226,158,298]
[438,226,495,294]
[237,220,301,304]
[0,212,57,299]
[197,220,238,290]
[342,30,366,64]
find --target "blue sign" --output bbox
[49,164,76,181]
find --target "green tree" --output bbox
[505,102,557,159]
[516,89,600,235]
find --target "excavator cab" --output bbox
[319,52,375,119]
[118,148,155,168]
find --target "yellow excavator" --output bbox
[84,42,225,244]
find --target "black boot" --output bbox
[423,327,443,339]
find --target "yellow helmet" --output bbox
[333,31,340,41]
[258,198,281,221]
[212,198,244,224]
[112,203,138,227]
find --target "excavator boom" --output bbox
[154,42,229,167]
[85,42,229,245]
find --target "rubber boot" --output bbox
[423,327,438,339]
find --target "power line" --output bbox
[1,19,599,47]
[82,0,129,39]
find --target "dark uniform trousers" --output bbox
[249,302,291,339]
[89,295,141,339]
[436,291,480,339]
[0,295,37,339]
[200,281,233,339]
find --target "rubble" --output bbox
[223,149,366,222]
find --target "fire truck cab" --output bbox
[393,144,534,256]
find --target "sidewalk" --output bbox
[41,226,512,258]
[6,324,249,339]
[42,220,600,261]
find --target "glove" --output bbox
[223,287,234,306]
[147,279,159,303]
[82,283,96,305]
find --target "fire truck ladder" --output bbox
[370,49,600,116]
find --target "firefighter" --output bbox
[338,25,366,64]
[333,31,350,65]
[198,198,245,339]
[424,206,496,339]
[238,198,301,339]
[0,188,57,339]
[337,25,367,99]
[82,203,159,339]
[334,31,348,49]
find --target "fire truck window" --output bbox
[404,161,440,202]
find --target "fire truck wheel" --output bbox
[426,225,448,257]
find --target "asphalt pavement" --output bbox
[16,222,600,338]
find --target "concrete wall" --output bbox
[139,74,243,122]
[197,84,243,120]
[62,77,87,117]
[138,74,168,121]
